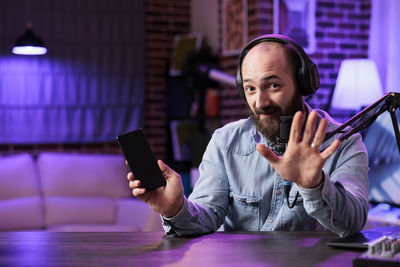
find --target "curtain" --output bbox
[369,0,400,93]
[0,0,145,144]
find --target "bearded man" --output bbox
[128,34,369,237]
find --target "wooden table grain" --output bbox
[0,231,362,266]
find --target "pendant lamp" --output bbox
[12,0,47,56]
[12,21,47,55]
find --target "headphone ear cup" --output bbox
[298,62,319,96]
[236,68,245,99]
[308,63,320,95]
[297,66,309,96]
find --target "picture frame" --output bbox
[221,0,248,56]
[169,120,198,162]
[169,33,202,77]
[273,0,316,54]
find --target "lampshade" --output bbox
[12,22,47,55]
[331,59,383,110]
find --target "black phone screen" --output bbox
[117,129,166,191]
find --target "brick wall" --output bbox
[311,0,371,116]
[144,0,191,160]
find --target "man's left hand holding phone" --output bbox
[117,129,184,218]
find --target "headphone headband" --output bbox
[236,34,319,98]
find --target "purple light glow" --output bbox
[4,232,55,266]
[296,238,322,247]
[12,46,47,55]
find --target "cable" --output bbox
[284,182,299,208]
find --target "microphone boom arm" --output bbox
[325,92,400,154]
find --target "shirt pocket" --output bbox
[227,192,260,231]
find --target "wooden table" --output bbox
[0,231,362,266]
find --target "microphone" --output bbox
[279,116,292,147]
[278,116,299,208]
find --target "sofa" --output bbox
[0,152,163,232]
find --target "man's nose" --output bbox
[256,90,271,108]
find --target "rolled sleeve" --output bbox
[297,171,326,210]
[162,196,189,235]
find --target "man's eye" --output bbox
[270,83,280,89]
[245,86,255,92]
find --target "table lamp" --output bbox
[331,59,383,110]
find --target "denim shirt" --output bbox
[163,106,369,237]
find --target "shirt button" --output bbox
[276,191,281,195]
[269,219,273,223]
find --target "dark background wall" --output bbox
[0,0,371,163]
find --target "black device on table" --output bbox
[117,129,166,191]
[327,227,400,267]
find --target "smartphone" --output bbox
[117,129,166,191]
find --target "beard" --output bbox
[249,92,304,143]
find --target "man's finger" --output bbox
[157,160,178,179]
[302,111,318,145]
[127,172,134,181]
[288,111,303,146]
[256,144,280,165]
[129,180,140,189]
[312,118,327,147]
[132,187,146,197]
[321,140,340,160]
[158,159,172,173]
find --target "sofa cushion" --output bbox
[37,152,130,198]
[0,153,45,230]
[0,153,41,199]
[44,196,116,226]
[0,196,45,230]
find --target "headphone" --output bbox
[236,34,320,98]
